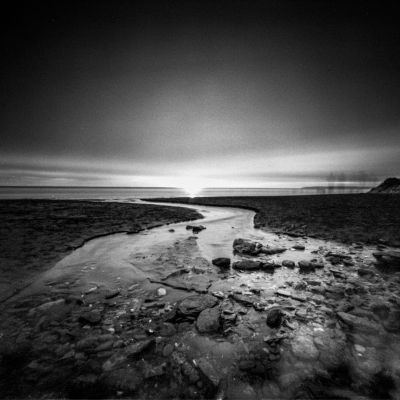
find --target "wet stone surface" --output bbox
[1,204,400,399]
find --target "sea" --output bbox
[0,186,370,200]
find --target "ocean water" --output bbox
[0,186,369,200]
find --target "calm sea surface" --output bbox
[0,186,369,200]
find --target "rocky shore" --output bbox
[0,200,202,302]
[151,194,400,246]
[1,198,400,399]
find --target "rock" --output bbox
[196,307,221,333]
[293,244,305,250]
[325,252,353,265]
[354,344,366,353]
[370,301,390,320]
[221,309,237,330]
[102,354,127,371]
[78,310,102,325]
[232,238,262,255]
[373,250,400,268]
[163,343,174,357]
[159,322,176,337]
[383,310,400,332]
[329,268,346,279]
[139,360,166,379]
[196,358,222,388]
[126,339,154,358]
[282,260,295,268]
[104,289,120,299]
[337,312,381,334]
[168,229,175,232]
[357,267,374,277]
[260,246,286,255]
[212,258,231,269]
[291,329,319,361]
[232,260,262,271]
[102,367,143,393]
[157,287,167,297]
[36,299,66,312]
[311,261,325,269]
[266,308,284,328]
[181,361,200,383]
[187,225,206,233]
[229,293,255,307]
[178,294,218,317]
[275,289,292,298]
[261,261,277,273]
[298,260,315,273]
[228,383,257,400]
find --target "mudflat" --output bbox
[152,194,400,245]
[0,200,201,302]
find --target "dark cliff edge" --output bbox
[370,177,400,193]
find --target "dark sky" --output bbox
[1,0,399,188]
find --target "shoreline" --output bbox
[148,194,400,246]
[0,199,202,303]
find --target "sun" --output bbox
[183,183,202,198]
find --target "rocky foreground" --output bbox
[1,223,400,399]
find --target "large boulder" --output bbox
[196,307,221,333]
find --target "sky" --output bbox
[1,0,399,188]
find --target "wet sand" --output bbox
[151,194,400,246]
[0,200,201,302]
[1,199,400,399]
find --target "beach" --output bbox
[0,195,400,399]
[153,194,400,246]
[0,200,201,302]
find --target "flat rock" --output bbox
[196,358,222,388]
[232,260,262,271]
[104,289,120,299]
[178,294,218,317]
[229,293,255,307]
[337,312,381,334]
[126,339,154,358]
[260,246,286,255]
